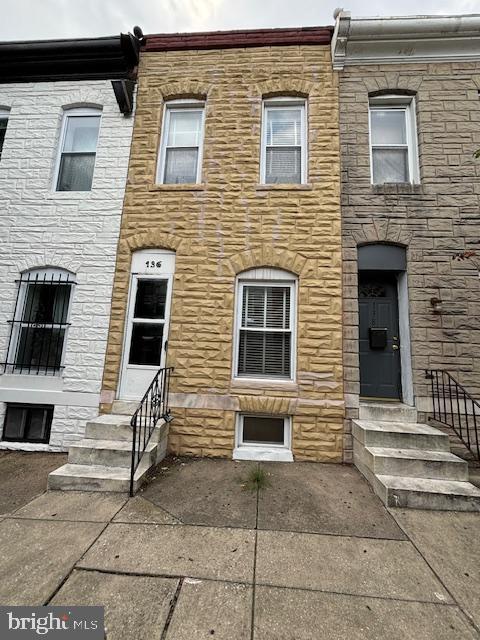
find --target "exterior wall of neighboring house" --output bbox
[100,31,345,462]
[0,79,135,450]
[332,13,480,461]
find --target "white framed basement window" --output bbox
[54,107,101,191]
[234,414,293,462]
[157,99,205,184]
[369,95,419,185]
[233,268,297,382]
[260,97,307,184]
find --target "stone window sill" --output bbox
[372,182,423,195]
[255,183,313,192]
[148,184,205,192]
[231,378,298,392]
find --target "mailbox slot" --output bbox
[369,327,388,349]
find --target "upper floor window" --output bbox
[261,97,307,185]
[55,108,101,191]
[369,95,419,184]
[3,268,75,376]
[234,268,296,381]
[157,100,205,184]
[0,109,10,161]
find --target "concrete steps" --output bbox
[353,403,480,511]
[48,414,169,493]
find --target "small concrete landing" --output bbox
[48,414,169,493]
[353,403,480,511]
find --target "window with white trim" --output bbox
[237,414,291,449]
[3,268,74,375]
[0,108,10,161]
[261,97,307,184]
[157,99,205,184]
[369,95,419,184]
[234,268,296,380]
[55,108,101,191]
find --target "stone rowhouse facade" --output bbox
[101,28,345,462]
[332,13,480,461]
[0,36,139,451]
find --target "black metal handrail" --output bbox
[130,366,174,496]
[425,369,480,460]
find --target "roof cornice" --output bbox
[331,11,480,69]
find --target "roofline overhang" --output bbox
[0,32,141,83]
[144,25,333,52]
[331,11,480,69]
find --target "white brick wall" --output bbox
[0,80,134,450]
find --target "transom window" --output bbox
[3,268,74,375]
[157,100,205,184]
[261,98,307,184]
[369,95,419,184]
[0,108,10,161]
[55,108,101,191]
[2,404,53,444]
[234,269,296,380]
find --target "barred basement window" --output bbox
[234,269,296,380]
[2,403,53,444]
[157,99,205,184]
[0,108,9,160]
[261,97,307,184]
[2,269,74,375]
[55,108,101,191]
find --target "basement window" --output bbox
[2,404,53,444]
[233,414,293,462]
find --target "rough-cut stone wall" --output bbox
[101,45,344,461]
[339,62,480,461]
[0,80,134,450]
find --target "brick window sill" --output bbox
[255,183,313,192]
[148,184,205,192]
[230,378,298,392]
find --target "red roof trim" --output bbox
[144,26,333,52]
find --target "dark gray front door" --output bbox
[359,273,401,400]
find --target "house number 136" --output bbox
[145,260,162,268]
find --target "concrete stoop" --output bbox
[48,414,168,493]
[353,403,480,511]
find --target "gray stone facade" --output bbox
[338,62,480,461]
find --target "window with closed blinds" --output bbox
[237,283,294,379]
[261,100,306,184]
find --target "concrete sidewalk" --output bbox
[0,457,479,639]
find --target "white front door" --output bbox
[118,250,175,400]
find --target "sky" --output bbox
[2,0,480,41]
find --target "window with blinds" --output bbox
[158,101,205,184]
[236,282,294,379]
[261,99,306,184]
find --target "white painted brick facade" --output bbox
[0,80,134,450]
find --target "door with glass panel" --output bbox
[119,251,175,400]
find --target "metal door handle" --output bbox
[392,345,399,350]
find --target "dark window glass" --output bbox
[134,280,167,319]
[56,115,100,192]
[242,416,285,445]
[128,323,164,366]
[2,404,53,443]
[0,117,8,160]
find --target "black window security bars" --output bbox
[130,366,173,496]
[2,272,74,375]
[425,369,480,460]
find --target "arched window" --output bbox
[260,96,307,185]
[157,99,206,185]
[4,268,75,375]
[233,268,297,381]
[55,107,102,191]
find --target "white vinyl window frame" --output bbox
[157,99,206,185]
[53,107,102,192]
[234,413,293,462]
[260,97,308,185]
[6,267,75,376]
[368,95,419,185]
[232,268,297,383]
